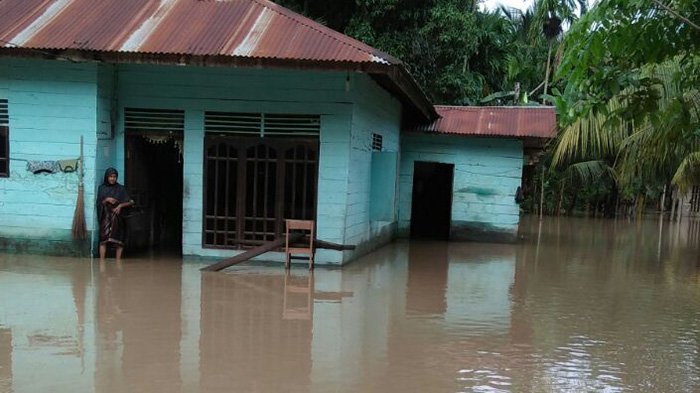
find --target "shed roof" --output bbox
[0,0,435,121]
[412,106,557,139]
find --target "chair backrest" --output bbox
[285,219,314,231]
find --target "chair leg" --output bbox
[285,252,290,269]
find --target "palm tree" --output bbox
[552,59,700,209]
[530,0,587,103]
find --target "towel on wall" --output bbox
[58,159,79,173]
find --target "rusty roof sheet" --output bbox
[412,106,557,139]
[0,0,400,65]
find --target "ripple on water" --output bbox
[458,368,513,393]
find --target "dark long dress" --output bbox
[97,175,131,246]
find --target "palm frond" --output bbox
[551,98,629,167]
[563,160,616,184]
[672,151,700,193]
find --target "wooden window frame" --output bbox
[202,135,319,249]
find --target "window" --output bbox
[203,112,320,249]
[372,133,383,151]
[0,99,8,177]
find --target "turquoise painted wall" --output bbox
[340,74,402,261]
[0,60,403,263]
[0,58,98,255]
[399,133,523,241]
[111,64,358,264]
[95,64,116,247]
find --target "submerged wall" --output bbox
[0,58,98,256]
[110,64,402,265]
[0,60,403,263]
[340,74,402,261]
[399,133,523,242]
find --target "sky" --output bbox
[480,0,597,13]
[481,0,533,12]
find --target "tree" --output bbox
[552,0,699,208]
[274,0,550,105]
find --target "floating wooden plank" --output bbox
[200,234,356,272]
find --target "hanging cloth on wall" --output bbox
[27,160,60,174]
[26,159,80,174]
[58,159,79,173]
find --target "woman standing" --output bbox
[97,168,134,261]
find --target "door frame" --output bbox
[409,161,454,239]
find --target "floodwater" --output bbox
[1,216,700,393]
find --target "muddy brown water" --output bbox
[1,216,700,392]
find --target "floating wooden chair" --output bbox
[285,219,315,270]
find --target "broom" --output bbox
[71,135,87,240]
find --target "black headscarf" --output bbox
[97,168,130,211]
[102,167,118,186]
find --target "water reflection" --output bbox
[94,259,182,392]
[0,327,10,392]
[0,216,699,392]
[199,271,313,392]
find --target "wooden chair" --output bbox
[285,219,315,270]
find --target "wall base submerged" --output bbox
[0,232,92,257]
[339,221,397,265]
[449,221,517,243]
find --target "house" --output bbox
[401,106,556,242]
[0,0,554,264]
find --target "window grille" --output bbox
[0,99,8,177]
[372,133,383,151]
[203,136,318,249]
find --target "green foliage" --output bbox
[551,0,700,211]
[275,0,550,105]
[557,0,699,120]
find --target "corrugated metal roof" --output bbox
[0,0,399,64]
[412,106,557,139]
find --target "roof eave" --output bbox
[404,130,557,144]
[0,48,437,123]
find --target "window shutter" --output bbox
[0,99,8,126]
[205,112,319,137]
[263,114,320,136]
[205,112,262,135]
[124,108,184,132]
[372,133,383,151]
[0,99,8,177]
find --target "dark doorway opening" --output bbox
[410,161,454,240]
[125,132,183,254]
